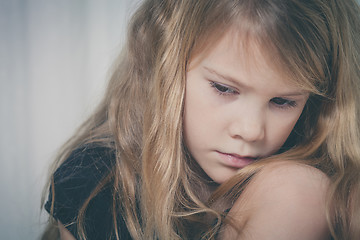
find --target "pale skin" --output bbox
[58,221,76,240]
[58,164,331,240]
[184,30,309,184]
[218,162,330,240]
[59,29,330,239]
[58,163,330,240]
[184,29,330,239]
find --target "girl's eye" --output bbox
[271,97,297,109]
[209,81,238,96]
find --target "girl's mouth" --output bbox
[216,151,257,169]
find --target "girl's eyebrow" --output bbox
[203,66,308,97]
[203,66,245,88]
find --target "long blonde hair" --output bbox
[42,0,360,239]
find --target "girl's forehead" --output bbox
[191,30,282,77]
[192,30,306,93]
[190,28,317,93]
[191,29,269,67]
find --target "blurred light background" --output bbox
[0,0,140,239]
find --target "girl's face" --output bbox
[184,31,309,184]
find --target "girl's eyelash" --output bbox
[209,81,297,109]
[271,97,297,109]
[209,81,238,96]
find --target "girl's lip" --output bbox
[216,151,257,169]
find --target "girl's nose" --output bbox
[229,108,265,142]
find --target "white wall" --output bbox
[0,0,140,239]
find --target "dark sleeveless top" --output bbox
[44,146,132,239]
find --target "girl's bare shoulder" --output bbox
[249,161,330,196]
[221,161,331,240]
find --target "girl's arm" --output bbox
[219,162,331,240]
[58,221,76,240]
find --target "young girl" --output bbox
[42,0,360,239]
